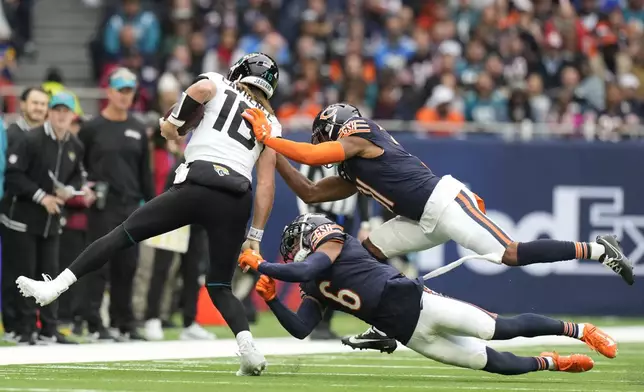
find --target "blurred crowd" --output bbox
[80,0,644,140]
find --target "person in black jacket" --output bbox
[75,68,154,341]
[1,86,49,343]
[2,92,84,344]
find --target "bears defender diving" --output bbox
[16,52,281,376]
[239,213,618,375]
[240,102,634,353]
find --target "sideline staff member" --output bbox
[78,67,153,340]
[1,86,49,343]
[2,92,83,344]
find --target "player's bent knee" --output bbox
[477,316,496,341]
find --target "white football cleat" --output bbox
[16,274,68,306]
[236,339,267,376]
[180,323,216,341]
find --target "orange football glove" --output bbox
[241,107,272,142]
[238,248,265,272]
[255,275,277,301]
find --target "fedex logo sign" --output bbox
[418,186,644,277]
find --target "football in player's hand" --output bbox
[164,103,205,136]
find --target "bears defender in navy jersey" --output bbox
[240,213,618,375]
[297,226,422,344]
[336,116,439,221]
[242,101,634,352]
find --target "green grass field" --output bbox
[2,314,644,392]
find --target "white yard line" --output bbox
[0,326,642,366]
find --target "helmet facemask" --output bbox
[280,221,313,263]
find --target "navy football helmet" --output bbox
[311,103,361,144]
[280,213,336,263]
[226,52,279,99]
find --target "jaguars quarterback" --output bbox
[241,103,634,352]
[16,52,282,376]
[239,213,617,375]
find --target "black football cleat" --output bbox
[341,327,397,354]
[597,235,634,285]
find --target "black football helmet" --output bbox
[280,213,337,263]
[226,52,279,99]
[311,103,362,144]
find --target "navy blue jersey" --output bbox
[300,230,423,344]
[337,117,440,221]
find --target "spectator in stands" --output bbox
[501,32,531,88]
[416,85,464,136]
[0,16,18,114]
[103,0,160,64]
[619,73,644,121]
[526,74,552,123]
[508,88,535,123]
[464,72,508,124]
[631,46,644,99]
[277,77,322,130]
[547,88,586,135]
[42,68,84,116]
[166,44,194,89]
[202,27,237,76]
[473,5,501,51]
[373,14,416,71]
[337,53,377,116]
[457,39,486,87]
[188,31,207,76]
[531,31,578,92]
[595,82,635,140]
[623,0,644,23]
[233,15,289,65]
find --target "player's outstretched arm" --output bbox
[259,241,342,282]
[242,108,365,165]
[276,154,357,203]
[256,276,323,340]
[243,147,276,252]
[238,241,342,282]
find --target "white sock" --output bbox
[236,330,253,345]
[544,356,555,370]
[589,243,605,261]
[577,323,585,339]
[55,269,77,288]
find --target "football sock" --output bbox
[493,314,580,340]
[516,240,595,265]
[483,347,545,375]
[68,224,134,278]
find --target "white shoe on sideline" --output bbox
[236,339,267,376]
[144,319,164,341]
[16,274,67,306]
[180,323,216,341]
